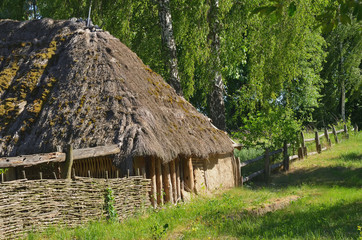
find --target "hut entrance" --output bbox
[73,156,119,178]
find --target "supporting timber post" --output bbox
[150,156,157,208]
[354,123,358,133]
[283,141,289,171]
[155,157,163,205]
[62,144,74,179]
[324,128,331,147]
[344,124,349,139]
[332,125,339,144]
[162,163,173,203]
[183,157,194,192]
[264,148,270,183]
[175,158,181,202]
[315,131,321,154]
[169,160,177,203]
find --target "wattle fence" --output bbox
[0,176,150,240]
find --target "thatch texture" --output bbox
[0,19,233,164]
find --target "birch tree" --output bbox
[208,0,226,130]
[158,0,182,95]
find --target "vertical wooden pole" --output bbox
[176,158,181,202]
[240,165,243,187]
[315,131,321,153]
[344,124,349,139]
[170,160,177,203]
[22,170,26,179]
[116,170,119,178]
[283,141,289,171]
[155,157,163,205]
[105,171,108,179]
[183,157,194,192]
[354,123,358,133]
[150,156,157,208]
[53,172,57,179]
[264,148,270,183]
[179,158,184,199]
[162,163,173,203]
[39,172,43,180]
[62,144,74,179]
[1,173,4,183]
[301,131,307,157]
[332,125,339,144]
[235,156,241,186]
[324,128,331,147]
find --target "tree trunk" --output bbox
[208,0,226,131]
[158,0,183,95]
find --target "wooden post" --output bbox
[315,131,321,154]
[142,167,146,178]
[105,171,108,179]
[240,166,243,187]
[170,161,177,203]
[355,123,358,133]
[264,148,270,183]
[183,157,194,192]
[53,172,57,179]
[150,156,157,208]
[283,141,289,171]
[176,158,181,202]
[39,172,43,180]
[1,173,4,183]
[155,157,163,205]
[162,163,173,203]
[116,170,119,178]
[127,169,130,178]
[62,144,74,179]
[332,125,339,144]
[72,168,75,178]
[344,124,349,139]
[236,157,241,186]
[22,170,26,179]
[324,128,331,147]
[136,168,140,176]
[88,170,91,178]
[301,131,307,157]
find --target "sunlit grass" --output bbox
[27,133,362,240]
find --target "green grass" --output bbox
[27,134,362,240]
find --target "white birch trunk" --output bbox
[158,0,183,95]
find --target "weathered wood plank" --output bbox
[0,152,65,168]
[270,148,283,156]
[243,169,264,183]
[239,155,264,168]
[72,144,120,160]
[304,138,315,142]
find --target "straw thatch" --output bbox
[0,18,233,164]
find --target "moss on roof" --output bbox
[0,18,233,163]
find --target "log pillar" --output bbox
[183,157,194,192]
[332,125,339,144]
[62,144,74,179]
[169,160,177,203]
[175,158,181,201]
[162,163,173,203]
[150,157,157,208]
[155,157,163,205]
[315,131,321,154]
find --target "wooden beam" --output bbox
[72,144,120,160]
[150,157,157,208]
[169,161,177,203]
[324,128,331,147]
[155,157,163,205]
[0,152,65,168]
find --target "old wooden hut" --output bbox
[0,19,239,205]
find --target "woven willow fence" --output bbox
[0,176,151,239]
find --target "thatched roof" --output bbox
[0,19,233,164]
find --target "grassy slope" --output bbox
[28,133,362,240]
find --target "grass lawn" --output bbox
[27,133,362,240]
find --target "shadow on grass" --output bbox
[339,152,362,161]
[254,166,362,188]
[219,200,361,239]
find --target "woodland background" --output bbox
[0,0,361,147]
